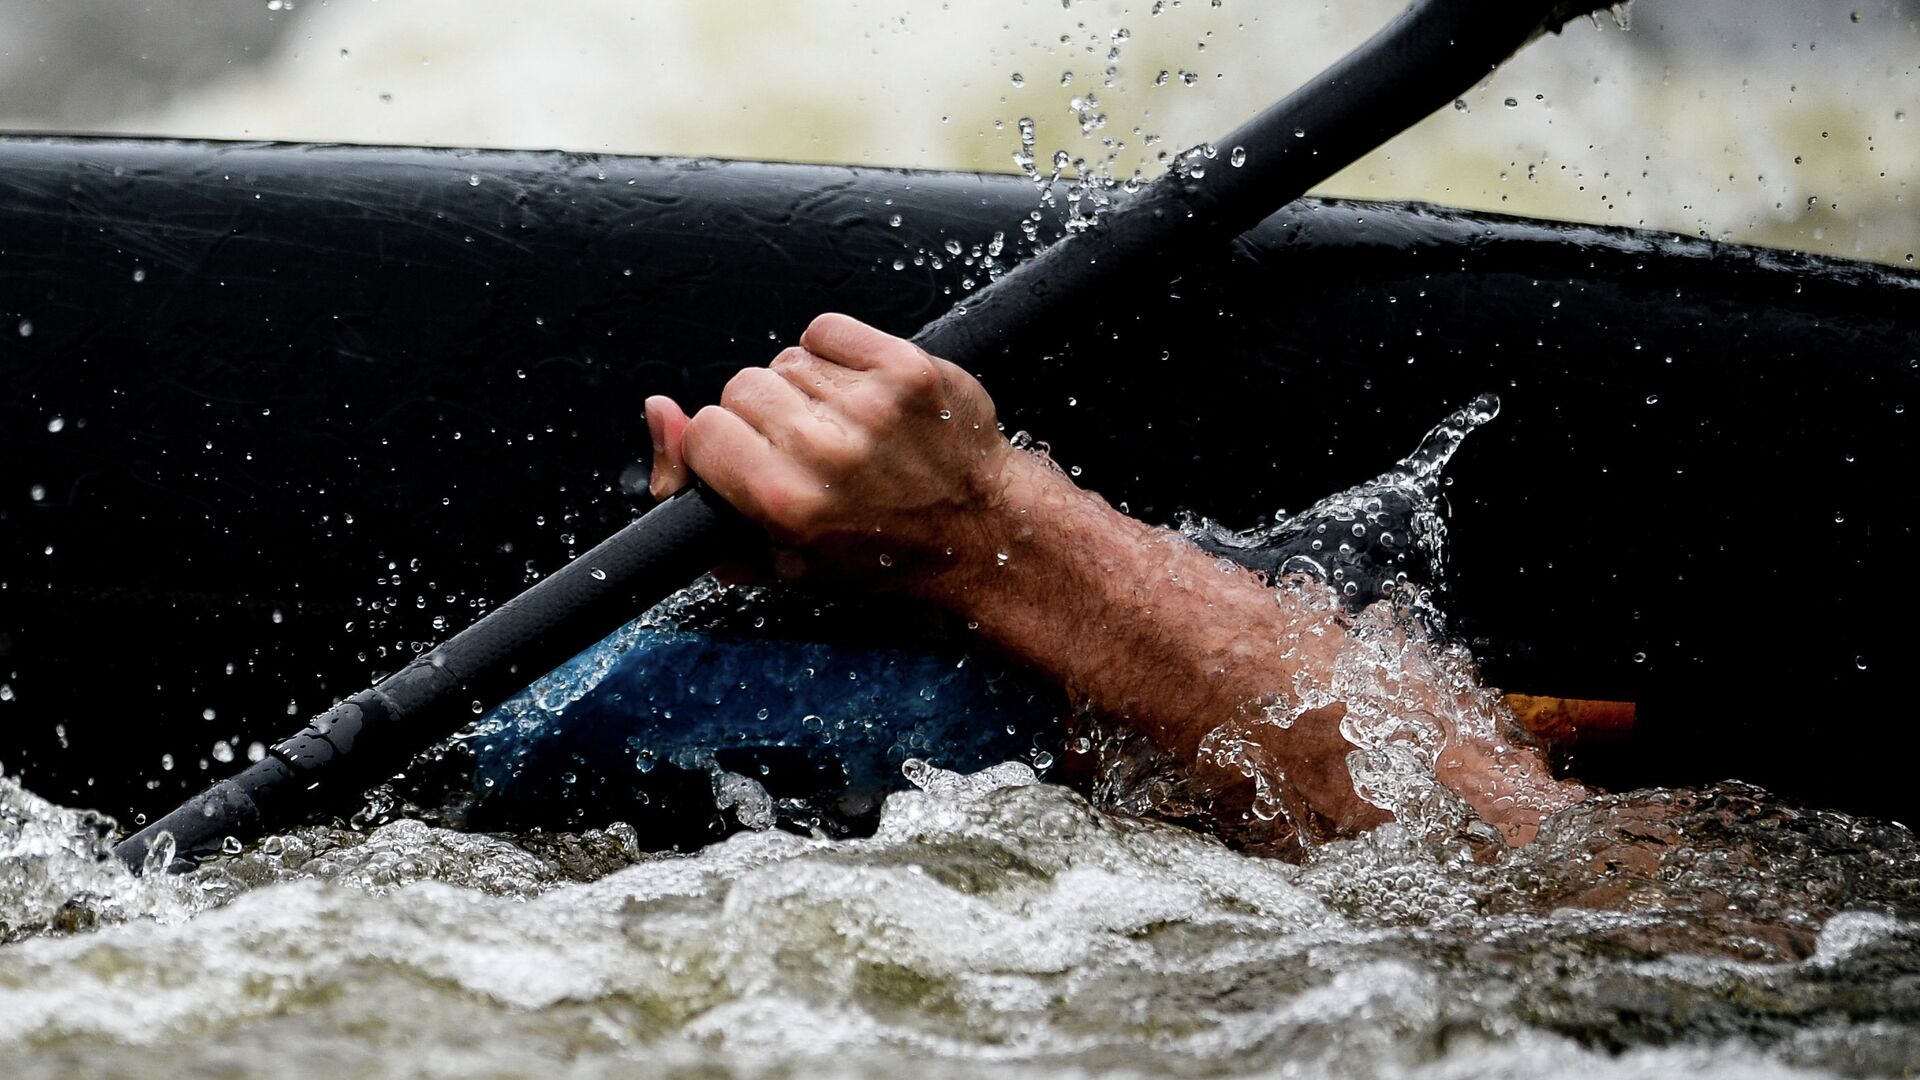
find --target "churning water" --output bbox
[3,763,1919,1078]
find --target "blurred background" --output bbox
[1,0,1914,265]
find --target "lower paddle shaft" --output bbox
[113,483,750,868]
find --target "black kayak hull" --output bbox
[3,136,1916,825]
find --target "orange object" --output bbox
[1503,693,1636,750]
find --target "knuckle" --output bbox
[719,366,772,409]
[769,346,811,371]
[878,338,927,372]
[682,404,728,452]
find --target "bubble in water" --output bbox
[1229,146,1247,167]
[589,568,607,581]
[28,484,45,502]
[1009,72,1025,87]
[46,417,64,433]
[131,268,146,283]
[17,319,32,337]
[1503,98,1518,108]
[1855,656,1869,670]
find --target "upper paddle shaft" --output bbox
[115,0,1607,871]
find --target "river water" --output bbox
[4,751,1918,1077]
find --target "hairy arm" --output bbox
[648,314,1582,851]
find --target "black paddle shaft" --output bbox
[115,0,1606,871]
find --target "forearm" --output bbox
[917,452,1581,850]
[915,453,1383,844]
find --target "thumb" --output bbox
[645,395,693,499]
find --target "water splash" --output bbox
[0,770,205,943]
[1184,392,1502,626]
[1144,395,1580,852]
[3,771,1916,1077]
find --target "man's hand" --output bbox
[646,313,1034,589]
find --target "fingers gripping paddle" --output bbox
[117,0,1612,871]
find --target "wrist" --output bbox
[914,449,1144,623]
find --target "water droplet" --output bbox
[1032,751,1055,770]
[1632,651,1647,663]
[995,551,1010,565]
[1645,394,1660,405]
[1503,97,1518,109]
[470,700,484,714]
[1292,127,1305,138]
[589,567,607,581]
[1009,72,1025,87]
[1228,145,1246,167]
[888,213,902,227]
[938,409,953,420]
[221,835,244,855]
[878,553,894,567]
